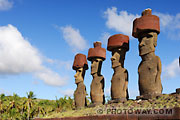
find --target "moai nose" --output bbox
[139,40,145,47]
[111,56,116,61]
[74,73,78,78]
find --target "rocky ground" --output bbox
[44,93,180,118]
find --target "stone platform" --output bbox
[35,107,180,120]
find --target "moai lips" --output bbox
[88,41,106,107]
[107,34,129,51]
[132,8,160,38]
[88,41,106,61]
[73,53,88,70]
[107,34,129,103]
[73,53,88,109]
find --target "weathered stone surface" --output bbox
[107,34,129,103]
[137,93,162,100]
[176,88,180,94]
[74,77,87,109]
[73,53,88,70]
[88,41,106,61]
[132,9,163,99]
[88,42,106,106]
[73,54,88,109]
[132,8,160,38]
[107,34,129,51]
[176,94,180,99]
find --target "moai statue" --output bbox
[132,8,163,99]
[87,41,106,107]
[176,88,180,94]
[72,53,88,109]
[107,34,129,103]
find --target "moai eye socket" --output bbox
[112,50,116,56]
[91,59,97,63]
[78,69,82,72]
[146,34,153,38]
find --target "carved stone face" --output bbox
[138,32,157,56]
[111,48,126,68]
[74,67,84,84]
[91,58,102,75]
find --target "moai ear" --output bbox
[153,32,158,47]
[81,67,86,79]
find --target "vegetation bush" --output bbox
[0,92,75,119]
[0,92,180,119]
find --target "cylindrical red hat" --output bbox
[107,34,129,51]
[72,53,88,70]
[132,8,160,38]
[87,41,106,61]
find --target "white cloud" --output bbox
[100,32,111,46]
[104,7,180,40]
[0,24,42,74]
[35,68,67,86]
[45,58,72,71]
[154,13,173,27]
[32,80,39,85]
[56,60,72,71]
[155,13,180,29]
[59,89,74,96]
[60,25,89,52]
[0,24,67,86]
[163,58,180,79]
[154,12,180,40]
[0,0,13,11]
[104,7,140,36]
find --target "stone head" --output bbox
[74,67,85,84]
[138,31,157,56]
[87,41,106,75]
[132,9,160,56]
[90,58,103,75]
[107,34,129,68]
[72,53,88,83]
[111,48,126,68]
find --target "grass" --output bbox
[44,94,180,118]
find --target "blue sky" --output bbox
[0,0,179,100]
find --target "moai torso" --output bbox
[107,34,129,103]
[111,67,128,99]
[72,54,88,109]
[74,82,87,108]
[132,9,162,99]
[138,54,162,95]
[88,42,106,106]
[90,74,105,104]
